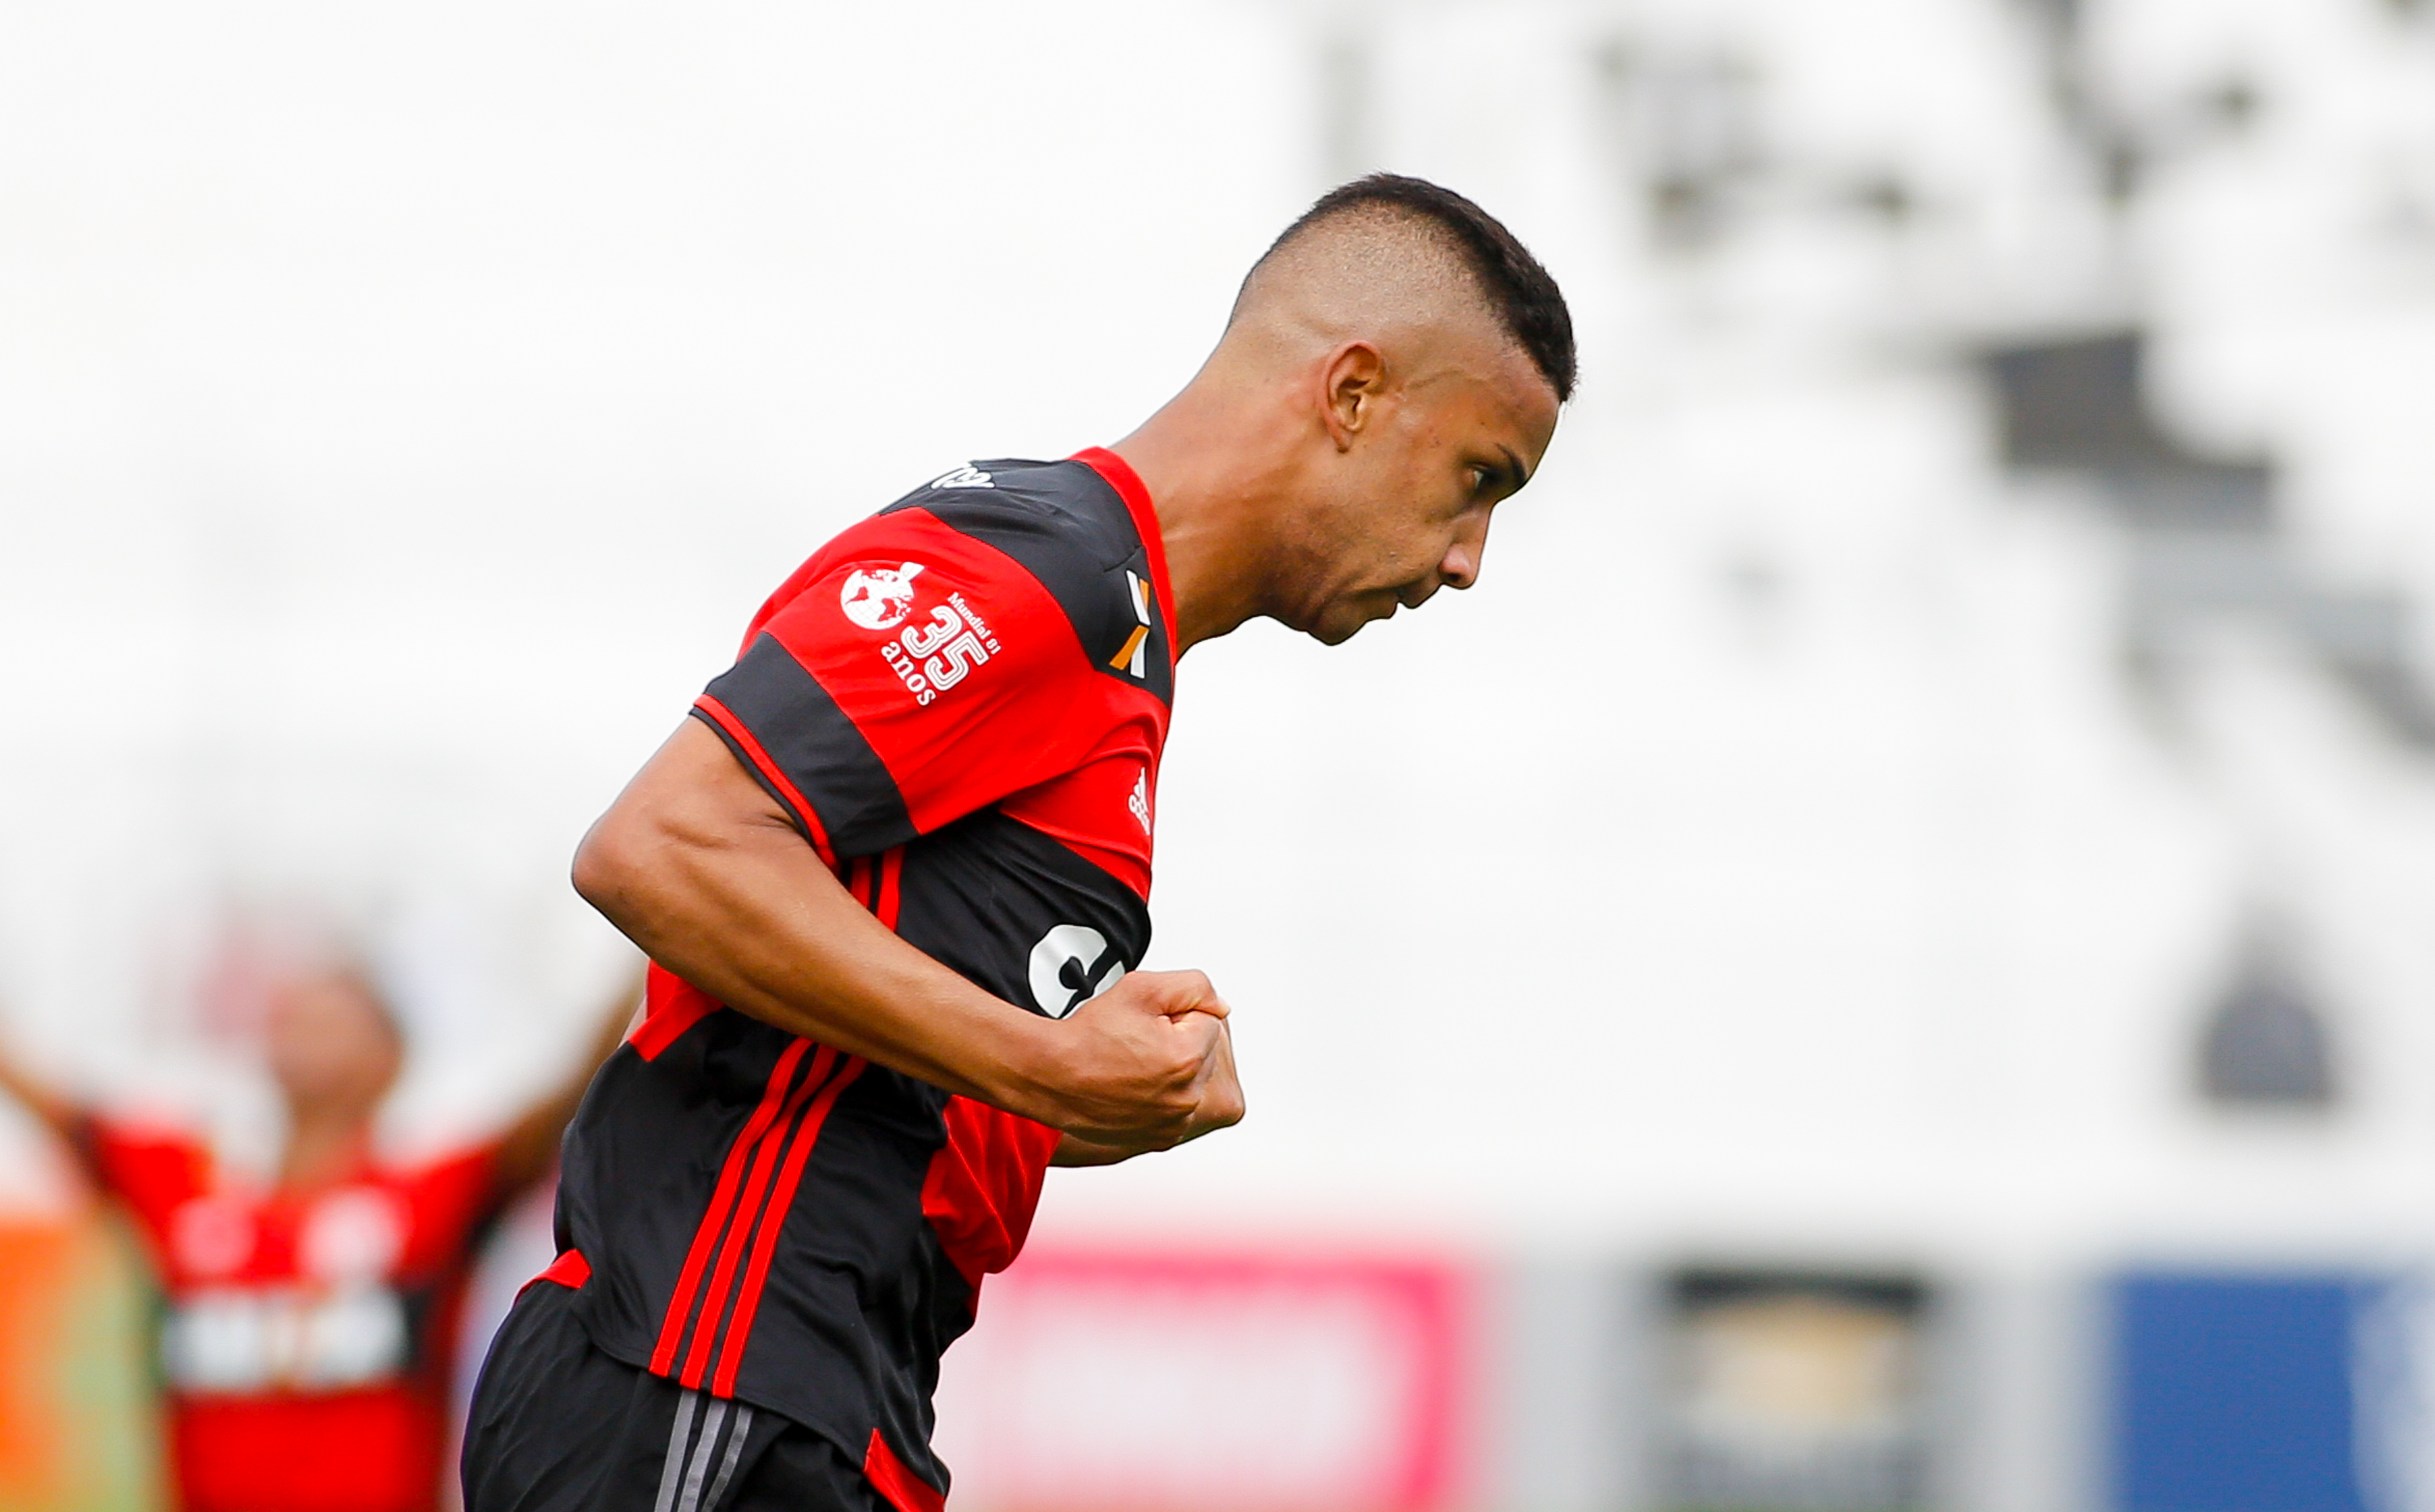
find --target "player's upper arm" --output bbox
[688,510,1105,866]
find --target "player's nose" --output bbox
[1439,523,1486,591]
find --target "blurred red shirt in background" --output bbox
[94,1121,504,1512]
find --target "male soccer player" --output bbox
[0,951,636,1512]
[463,173,1574,1512]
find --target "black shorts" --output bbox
[463,1281,885,1512]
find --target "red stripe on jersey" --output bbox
[920,1096,1063,1299]
[875,847,903,928]
[996,762,1153,901]
[692,694,840,868]
[709,1055,868,1396]
[754,515,1093,839]
[678,1045,838,1388]
[630,965,721,1062]
[1071,446,1176,640]
[530,1248,591,1291]
[862,1430,946,1512]
[649,1039,814,1375]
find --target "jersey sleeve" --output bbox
[394,1143,504,1276]
[86,1118,212,1239]
[691,510,1105,865]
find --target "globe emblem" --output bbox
[840,562,926,631]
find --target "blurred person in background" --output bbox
[0,954,640,1512]
[463,173,1571,1512]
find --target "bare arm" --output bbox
[571,719,1242,1154]
[489,967,645,1199]
[0,1021,97,1182]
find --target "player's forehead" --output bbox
[273,969,396,1033]
[1418,330,1560,467]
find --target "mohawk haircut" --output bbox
[1251,173,1576,404]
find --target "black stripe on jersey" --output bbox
[698,634,916,858]
[882,461,1173,704]
[891,808,1152,1015]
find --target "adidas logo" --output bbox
[1128,769,1152,835]
[929,464,994,490]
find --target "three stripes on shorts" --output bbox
[653,1389,756,1512]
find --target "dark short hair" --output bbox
[1257,173,1576,404]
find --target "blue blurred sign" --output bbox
[2110,1273,2382,1512]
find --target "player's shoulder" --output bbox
[85,1108,214,1211]
[871,456,1173,701]
[879,457,1136,571]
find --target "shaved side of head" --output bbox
[1222,174,1575,404]
[1113,174,1569,651]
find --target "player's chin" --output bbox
[1307,597,1401,646]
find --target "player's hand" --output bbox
[1036,970,1243,1154]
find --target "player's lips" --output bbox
[1352,579,1437,627]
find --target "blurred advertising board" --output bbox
[0,1216,162,1512]
[933,1249,1472,1512]
[2108,1271,2416,1512]
[1661,1269,1933,1512]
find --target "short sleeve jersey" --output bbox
[549,450,1176,1503]
[90,1121,502,1512]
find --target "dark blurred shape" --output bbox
[1663,1269,1932,1512]
[1594,41,1763,251]
[2203,78,2262,131]
[2013,0,2082,34]
[1982,332,2435,747]
[1983,334,2271,529]
[1847,174,1915,226]
[2109,1274,2377,1512]
[2197,938,2335,1109]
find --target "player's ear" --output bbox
[1319,342,1385,451]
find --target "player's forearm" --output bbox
[579,818,1230,1145]
[0,1039,80,1148]
[576,721,1236,1146]
[490,969,648,1195]
[1049,1132,1143,1166]
[0,1036,98,1188]
[574,788,1063,1122]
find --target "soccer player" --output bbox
[0,953,637,1512]
[463,173,1574,1512]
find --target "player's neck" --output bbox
[279,1101,375,1190]
[1110,382,1301,655]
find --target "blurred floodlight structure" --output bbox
[6,2,2435,1510]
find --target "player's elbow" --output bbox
[571,804,659,933]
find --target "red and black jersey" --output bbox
[90,1120,503,1512]
[549,449,1174,1504]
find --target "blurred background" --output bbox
[5,0,2435,1509]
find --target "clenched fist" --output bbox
[1036,970,1243,1163]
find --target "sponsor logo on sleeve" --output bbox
[880,589,1001,707]
[929,464,995,490]
[1108,569,1153,678]
[1128,769,1152,836]
[1028,924,1127,1019]
[842,562,926,631]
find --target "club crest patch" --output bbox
[841,562,926,631]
